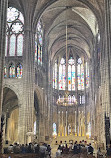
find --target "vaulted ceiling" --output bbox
[8,0,104,62]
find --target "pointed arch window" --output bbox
[86,62,89,88]
[6,7,24,56]
[59,58,66,90]
[9,64,15,78]
[68,57,75,91]
[77,58,84,90]
[17,34,23,56]
[53,123,57,136]
[9,34,16,56]
[35,20,43,65]
[53,60,57,89]
[16,64,22,78]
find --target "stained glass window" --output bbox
[4,66,7,78]
[81,64,84,90]
[68,64,71,90]
[9,64,15,78]
[6,7,24,57]
[34,121,36,135]
[17,64,22,78]
[35,20,43,65]
[53,55,89,106]
[86,62,89,88]
[77,64,81,90]
[9,34,16,56]
[82,95,85,104]
[17,34,23,56]
[53,61,57,89]
[59,58,66,90]
[68,57,75,91]
[59,64,63,89]
[72,65,75,90]
[55,62,57,89]
[53,123,57,136]
[80,95,82,104]
[77,58,84,90]
[35,34,37,61]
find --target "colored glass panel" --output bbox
[38,44,41,64]
[17,34,23,56]
[9,65,15,78]
[7,7,19,22]
[36,20,43,65]
[39,34,42,45]
[81,64,84,90]
[17,64,22,78]
[55,62,57,89]
[68,64,71,91]
[60,58,65,64]
[77,64,81,90]
[82,95,85,104]
[7,7,24,57]
[35,34,37,61]
[80,95,82,104]
[68,58,74,65]
[53,66,55,88]
[40,46,42,65]
[9,34,16,56]
[72,65,75,90]
[63,65,66,90]
[59,64,62,89]
[53,123,57,136]
[86,62,89,88]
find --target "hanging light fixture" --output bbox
[56,13,77,106]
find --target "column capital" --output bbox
[24,27,36,34]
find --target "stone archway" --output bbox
[2,87,19,144]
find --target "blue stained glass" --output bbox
[17,64,22,78]
[68,64,71,90]
[9,65,15,78]
[39,34,42,45]
[53,123,57,136]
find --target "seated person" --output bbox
[64,144,69,154]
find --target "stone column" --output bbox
[75,56,78,136]
[84,61,87,136]
[101,0,111,148]
[65,110,67,136]
[0,0,8,127]
[18,22,35,143]
[58,111,60,136]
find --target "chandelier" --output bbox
[56,20,77,106]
